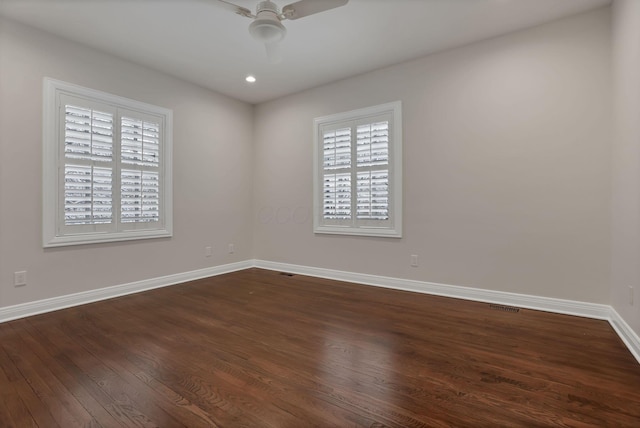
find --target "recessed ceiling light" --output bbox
[245,75,257,83]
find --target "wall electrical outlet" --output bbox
[204,246,213,257]
[228,244,235,254]
[410,255,419,267]
[629,286,634,306]
[14,271,27,287]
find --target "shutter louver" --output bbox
[65,105,113,162]
[356,121,389,167]
[121,170,160,223]
[121,117,161,224]
[323,128,351,170]
[63,105,113,225]
[64,166,113,225]
[323,173,351,219]
[356,170,389,220]
[121,117,160,167]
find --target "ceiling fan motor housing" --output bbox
[256,1,280,15]
[249,1,287,43]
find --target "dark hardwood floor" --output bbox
[1,268,639,427]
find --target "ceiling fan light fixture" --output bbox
[249,13,286,43]
[212,0,350,63]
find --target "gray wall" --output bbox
[0,18,255,307]
[611,0,640,335]
[253,8,612,303]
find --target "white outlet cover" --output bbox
[14,271,27,286]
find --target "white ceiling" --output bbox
[0,0,611,104]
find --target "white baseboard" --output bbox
[253,260,611,319]
[609,308,640,363]
[1,258,638,365]
[0,260,252,323]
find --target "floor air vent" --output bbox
[279,272,295,277]
[489,304,520,313]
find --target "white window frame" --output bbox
[313,101,402,238]
[43,78,173,247]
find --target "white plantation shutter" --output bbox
[323,127,352,220]
[64,165,113,225]
[356,170,389,220]
[121,170,160,223]
[43,78,173,247]
[314,102,402,237]
[60,98,116,233]
[120,116,161,224]
[63,104,114,226]
[323,172,352,220]
[356,121,389,221]
[64,105,113,162]
[356,121,389,167]
[323,128,351,169]
[121,117,160,167]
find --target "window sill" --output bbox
[43,229,172,248]
[314,225,402,238]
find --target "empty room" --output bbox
[1,0,639,426]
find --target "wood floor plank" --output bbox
[1,268,640,427]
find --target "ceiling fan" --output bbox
[213,0,349,63]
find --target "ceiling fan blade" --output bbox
[281,0,348,20]
[265,41,283,64]
[212,0,255,18]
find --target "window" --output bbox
[43,78,173,247]
[313,101,402,237]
